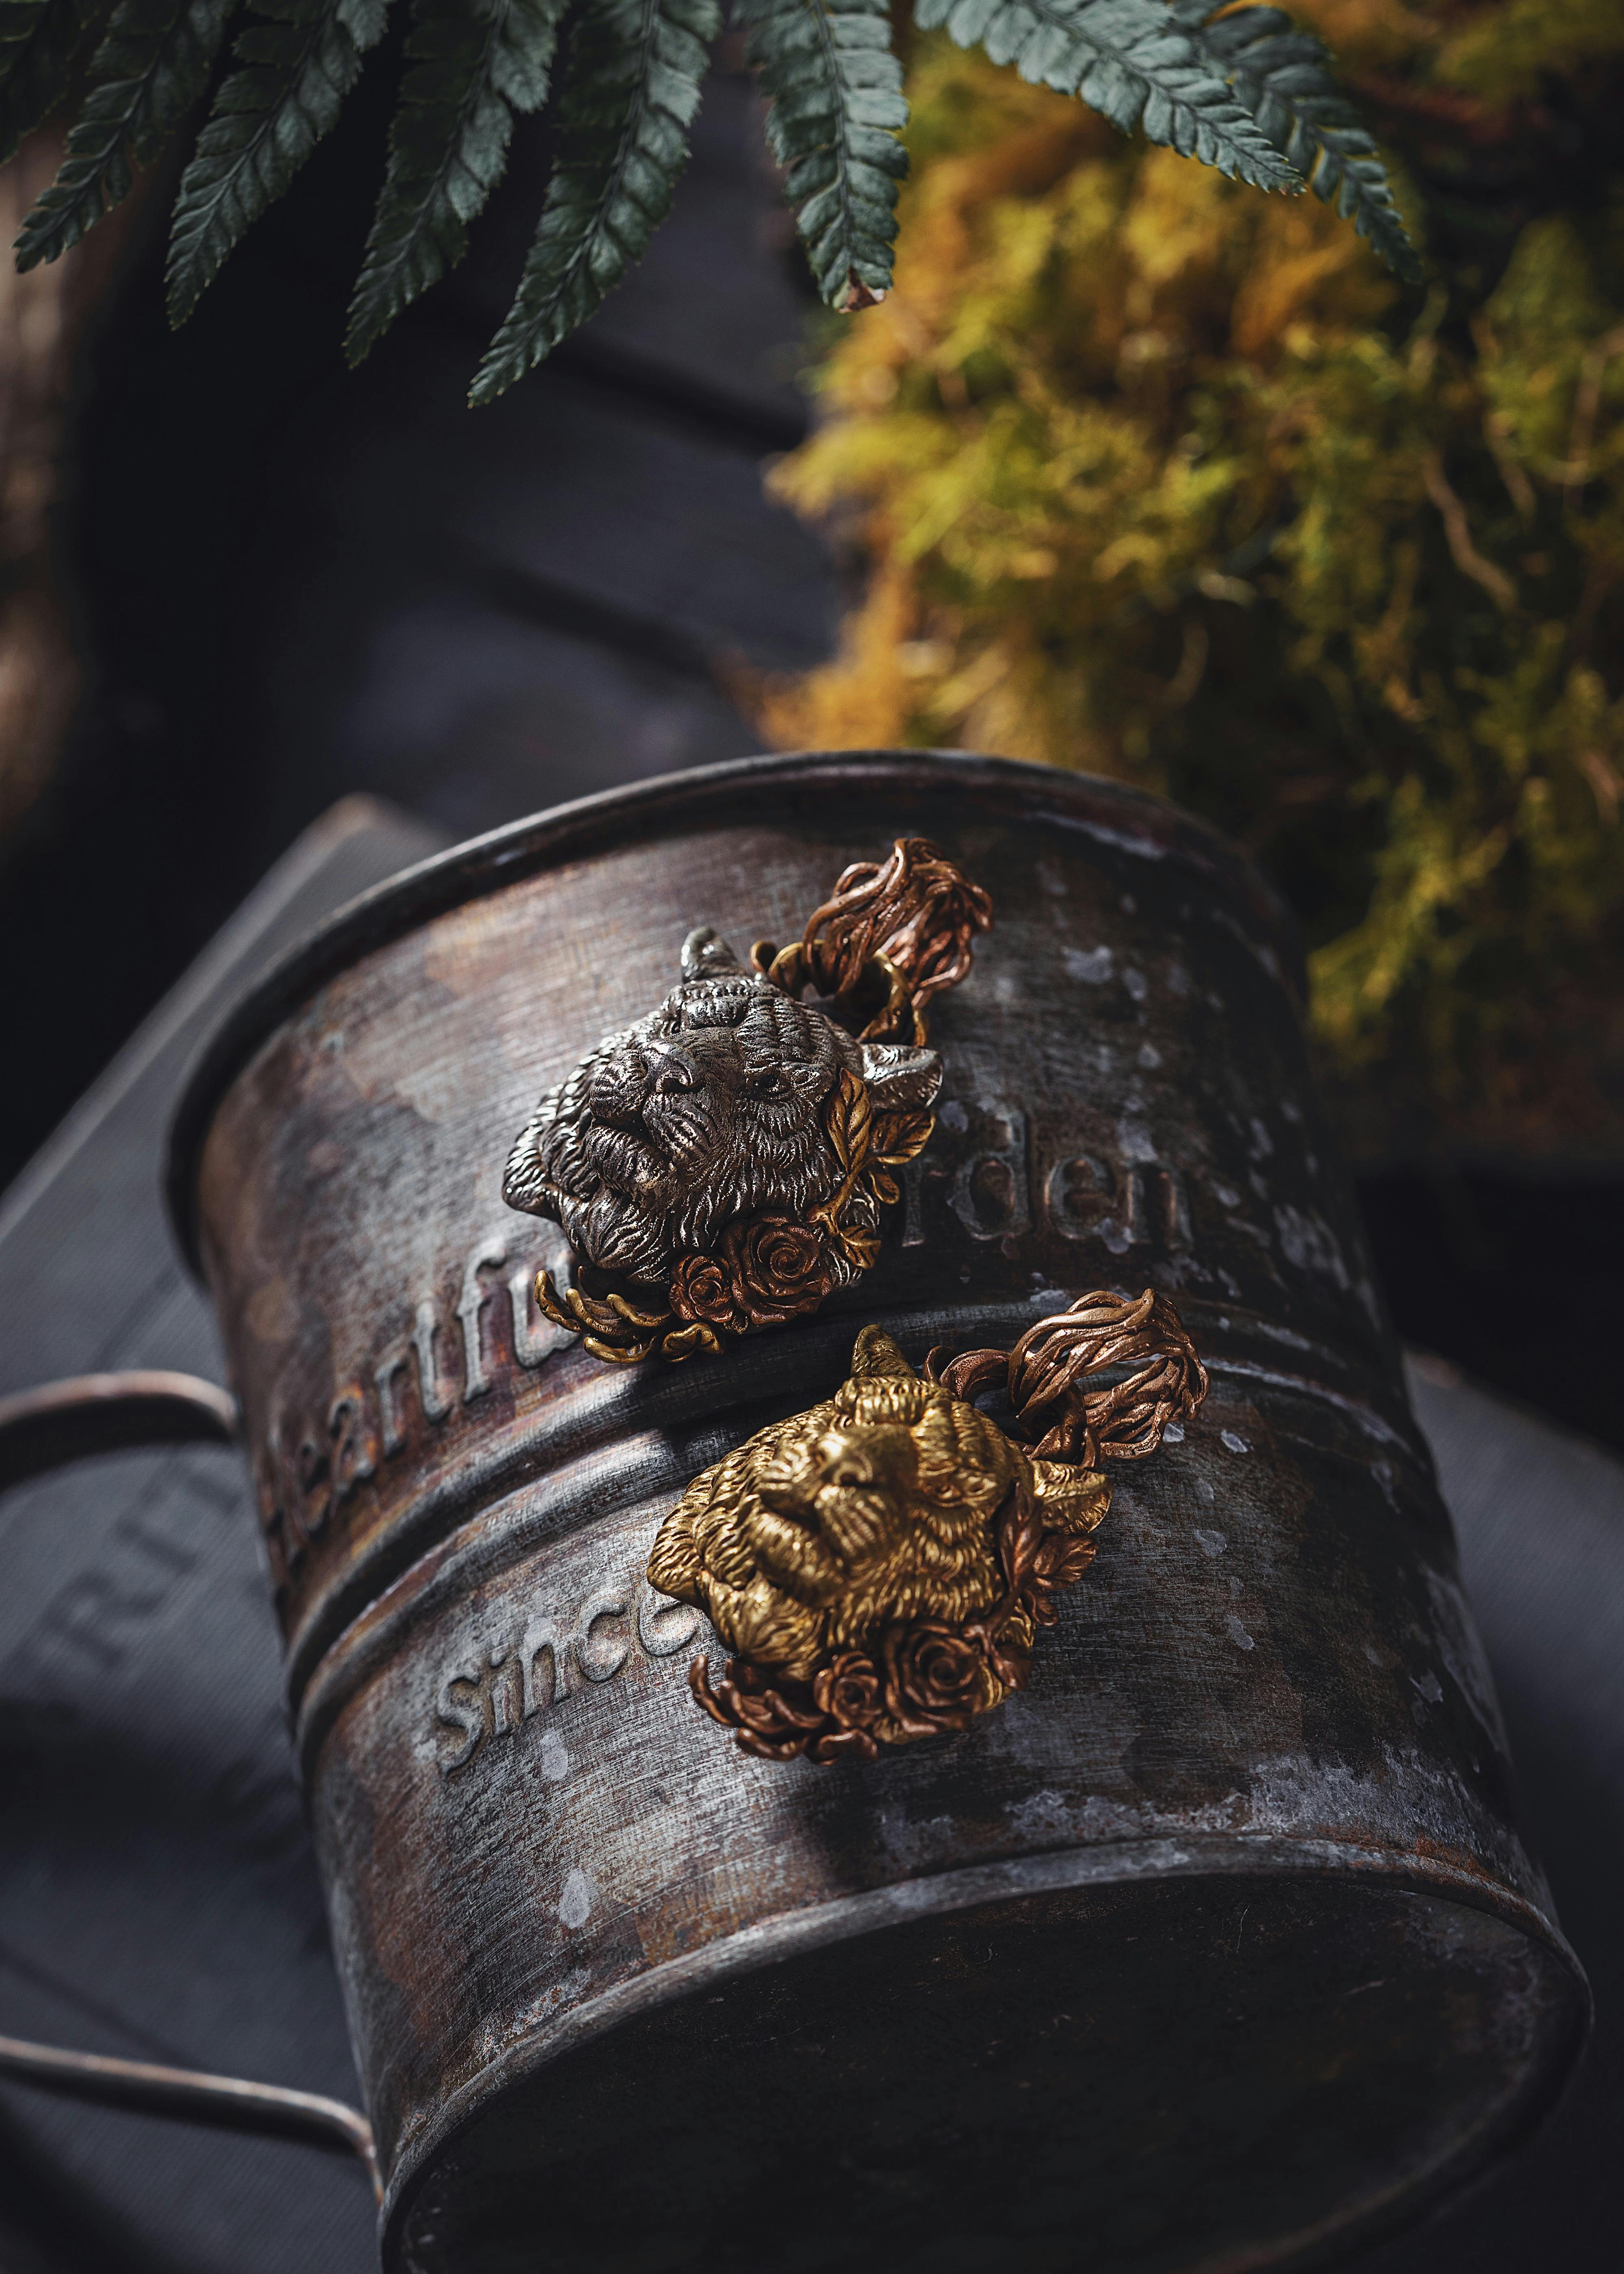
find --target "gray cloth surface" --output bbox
[0,802,1618,2270]
[1360,1360,1623,2269]
[0,799,445,2274]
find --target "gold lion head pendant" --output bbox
[648,1293,1208,1763]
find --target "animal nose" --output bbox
[587,1040,697,1126]
[645,1043,697,1097]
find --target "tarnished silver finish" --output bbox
[503,930,938,1310]
[504,926,940,1284]
[145,750,1584,2273]
[499,830,993,1367]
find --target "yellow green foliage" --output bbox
[756,0,1624,1138]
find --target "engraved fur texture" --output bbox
[648,1326,1110,1687]
[503,935,940,1288]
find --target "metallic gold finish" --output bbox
[647,1289,1207,1762]
[507,838,989,1361]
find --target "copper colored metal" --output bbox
[0,1370,238,1489]
[144,751,1585,2274]
[927,1284,1210,1464]
[762,832,994,1040]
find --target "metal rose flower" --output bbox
[669,1252,745,1334]
[813,1651,884,1733]
[720,1214,837,1328]
[798,837,994,1037]
[881,1621,992,1736]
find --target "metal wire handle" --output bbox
[0,1372,381,2201]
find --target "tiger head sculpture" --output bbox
[648,1327,1110,1753]
[503,929,941,1297]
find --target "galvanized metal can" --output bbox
[153,750,1583,2272]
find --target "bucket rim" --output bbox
[374,1831,1590,2273]
[163,747,1303,1277]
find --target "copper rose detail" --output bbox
[669,1250,744,1335]
[808,1652,884,1761]
[690,1658,824,1762]
[814,1651,884,1733]
[721,1213,836,1327]
[797,837,994,1037]
[881,1621,992,1737]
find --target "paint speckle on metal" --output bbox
[559,1871,595,1930]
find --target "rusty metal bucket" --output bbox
[0,752,1588,2273]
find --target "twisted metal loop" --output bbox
[927,1288,1209,1466]
[764,837,992,1042]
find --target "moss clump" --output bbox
[756,0,1624,1158]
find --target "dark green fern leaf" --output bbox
[0,0,96,165]
[469,0,718,407]
[916,0,1300,193]
[166,0,389,324]
[346,0,566,364]
[15,0,233,269]
[738,0,907,312]
[1176,0,1419,279]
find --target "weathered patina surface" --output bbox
[171,752,1587,2273]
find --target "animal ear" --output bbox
[682,926,742,981]
[1030,1459,1112,1535]
[849,1325,918,1381]
[503,1105,557,1218]
[860,1042,942,1113]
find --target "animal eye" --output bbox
[752,1068,784,1096]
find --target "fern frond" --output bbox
[0,0,95,164]
[166,0,390,324]
[916,0,1300,193]
[469,0,719,407]
[1178,0,1419,279]
[738,0,907,313]
[15,0,233,268]
[346,0,566,363]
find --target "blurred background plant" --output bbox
[752,0,1624,1159]
[0,128,141,842]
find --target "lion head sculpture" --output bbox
[648,1325,1111,1759]
[503,929,941,1348]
